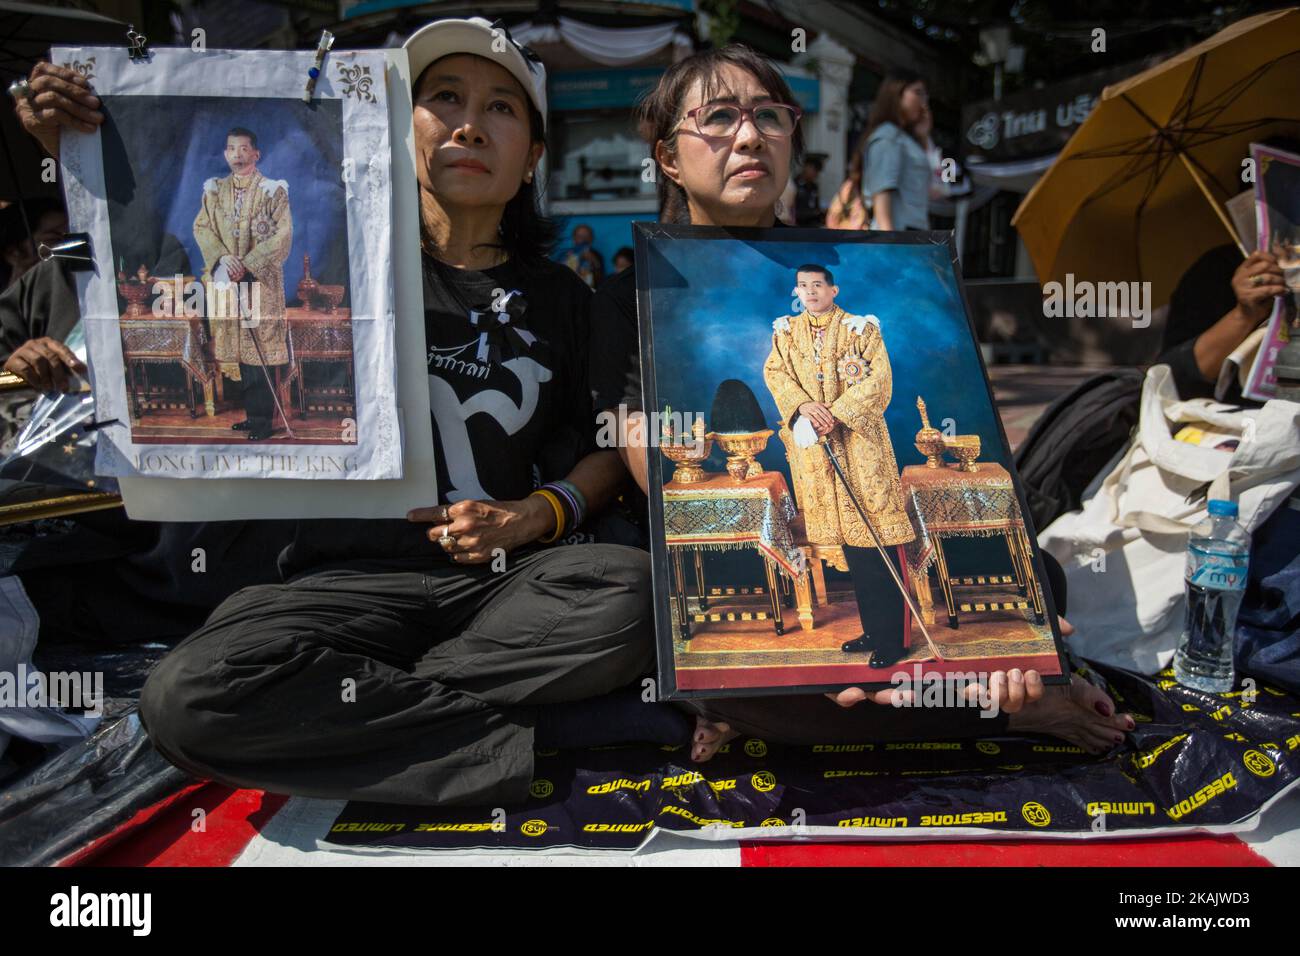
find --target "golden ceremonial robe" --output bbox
[763,304,914,548]
[193,170,293,375]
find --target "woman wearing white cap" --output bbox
[21,19,693,807]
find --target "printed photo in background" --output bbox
[634,225,1068,698]
[55,46,403,480]
[1244,143,1300,402]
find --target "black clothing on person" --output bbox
[140,545,655,807]
[280,254,597,578]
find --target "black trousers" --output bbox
[843,543,908,655]
[138,544,655,807]
[238,362,275,429]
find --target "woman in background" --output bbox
[858,71,932,231]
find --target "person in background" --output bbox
[562,222,604,288]
[611,246,634,273]
[0,198,67,292]
[913,106,953,201]
[793,154,824,226]
[858,71,931,231]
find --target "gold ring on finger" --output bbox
[1252,274,1264,286]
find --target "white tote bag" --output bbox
[1038,364,1300,674]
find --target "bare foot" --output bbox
[1007,674,1135,753]
[690,716,738,763]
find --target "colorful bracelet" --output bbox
[543,480,584,532]
[531,488,566,543]
[551,479,587,528]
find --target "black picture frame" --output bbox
[633,222,1070,700]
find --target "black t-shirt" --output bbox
[279,253,596,577]
[590,265,642,414]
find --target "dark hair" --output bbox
[636,43,805,225]
[613,246,635,262]
[413,59,557,270]
[0,197,65,250]
[847,71,925,184]
[795,263,833,284]
[226,127,258,149]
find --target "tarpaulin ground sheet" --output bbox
[325,664,1300,851]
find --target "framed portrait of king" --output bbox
[634,224,1069,699]
[53,44,422,503]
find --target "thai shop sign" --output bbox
[961,60,1152,161]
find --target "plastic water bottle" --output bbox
[1172,500,1250,693]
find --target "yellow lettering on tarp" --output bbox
[1133,733,1189,769]
[330,822,408,832]
[919,811,1008,826]
[838,816,908,828]
[1166,770,1237,821]
[1287,734,1300,751]
[586,778,652,795]
[1031,744,1086,754]
[413,822,498,832]
[661,771,705,789]
[823,769,885,778]
[582,821,655,833]
[708,778,737,792]
[1085,801,1156,816]
[884,742,961,751]
[1209,704,1232,721]
[658,805,744,828]
[813,744,875,752]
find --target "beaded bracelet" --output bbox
[531,488,566,543]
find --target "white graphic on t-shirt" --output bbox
[428,340,489,379]
[429,355,553,501]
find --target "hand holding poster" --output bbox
[1242,143,1300,401]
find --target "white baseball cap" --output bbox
[403,17,548,128]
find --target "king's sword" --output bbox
[814,435,944,662]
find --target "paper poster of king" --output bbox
[192,126,292,442]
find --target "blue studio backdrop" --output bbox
[646,236,1005,477]
[100,95,348,305]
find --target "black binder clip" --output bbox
[126,24,149,62]
[38,233,95,273]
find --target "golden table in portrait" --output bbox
[662,470,815,639]
[118,305,355,424]
[901,461,1046,629]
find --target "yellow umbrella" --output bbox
[1012,8,1300,312]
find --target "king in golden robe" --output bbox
[193,127,293,440]
[763,264,915,664]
